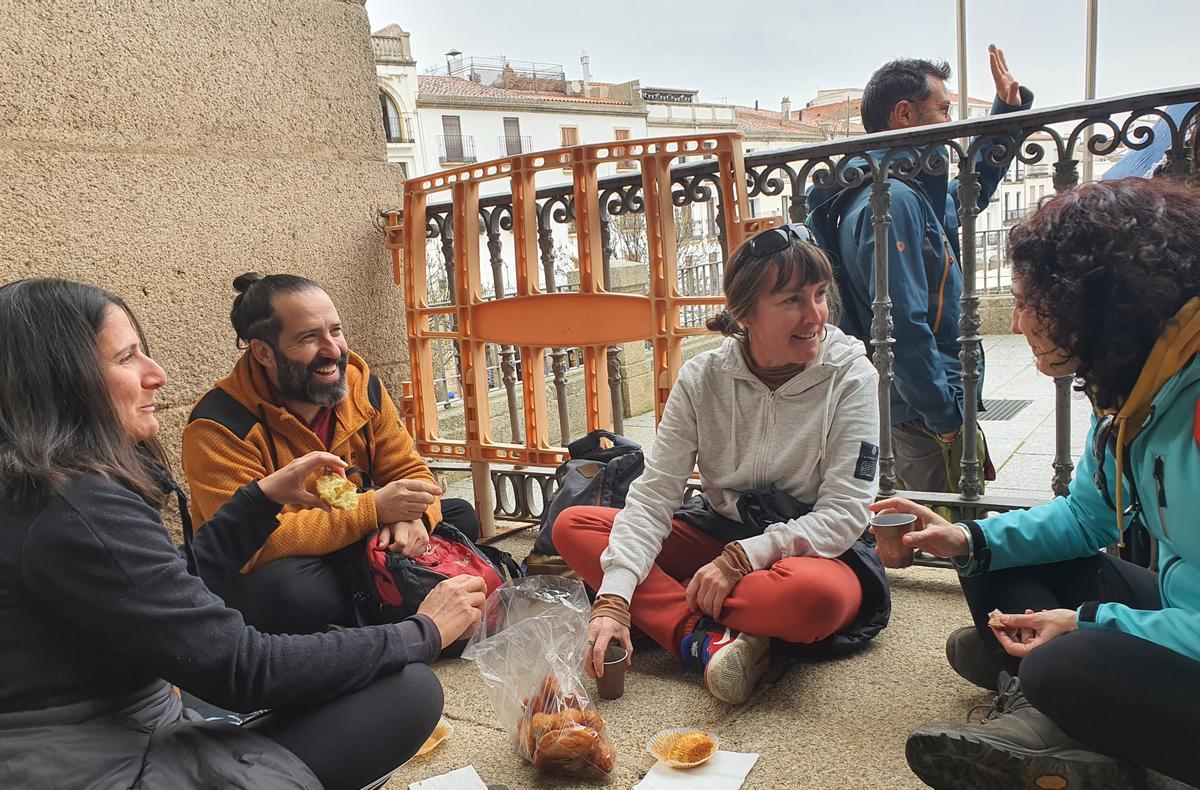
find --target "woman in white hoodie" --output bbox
[554,224,882,704]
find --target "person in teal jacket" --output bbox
[808,47,1031,501]
[873,176,1200,790]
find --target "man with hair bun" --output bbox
[182,272,481,636]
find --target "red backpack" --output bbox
[350,523,512,623]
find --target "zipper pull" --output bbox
[1153,456,1167,508]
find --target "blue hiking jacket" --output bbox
[960,354,1200,663]
[807,89,1033,434]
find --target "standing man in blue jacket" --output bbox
[809,46,1032,498]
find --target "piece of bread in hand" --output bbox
[316,473,358,510]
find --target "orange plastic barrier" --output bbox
[386,133,763,533]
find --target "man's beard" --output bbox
[274,349,349,407]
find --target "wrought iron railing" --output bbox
[498,135,533,156]
[437,134,477,164]
[402,84,1200,525]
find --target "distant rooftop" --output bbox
[417,74,636,108]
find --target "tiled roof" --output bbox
[732,106,823,137]
[417,75,633,107]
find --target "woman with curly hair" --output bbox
[877,177,1200,790]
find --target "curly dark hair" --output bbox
[1009,177,1200,410]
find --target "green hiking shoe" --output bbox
[906,672,1143,789]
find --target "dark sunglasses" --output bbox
[746,223,816,259]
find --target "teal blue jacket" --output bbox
[961,355,1200,663]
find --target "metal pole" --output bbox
[1082,0,1099,183]
[956,0,969,123]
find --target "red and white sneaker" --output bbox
[680,619,771,704]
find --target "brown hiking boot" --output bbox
[906,672,1143,789]
[946,625,1006,692]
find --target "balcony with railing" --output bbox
[498,135,532,156]
[1004,205,1032,224]
[384,113,416,144]
[437,134,477,164]
[388,84,1200,536]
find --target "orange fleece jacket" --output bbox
[182,350,442,571]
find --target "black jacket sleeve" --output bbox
[190,481,282,585]
[22,477,442,713]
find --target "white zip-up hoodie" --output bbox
[598,327,880,603]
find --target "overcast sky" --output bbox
[365,0,1196,110]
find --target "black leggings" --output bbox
[246,663,443,790]
[219,498,481,634]
[961,554,1200,786]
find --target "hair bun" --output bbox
[232,272,263,294]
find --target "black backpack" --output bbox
[530,429,645,556]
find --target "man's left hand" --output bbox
[990,608,1078,658]
[685,562,737,619]
[989,44,1021,106]
[377,519,429,557]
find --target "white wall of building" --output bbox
[414,104,649,193]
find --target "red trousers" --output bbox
[554,506,863,659]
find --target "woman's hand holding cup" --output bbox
[869,498,969,562]
[586,615,632,680]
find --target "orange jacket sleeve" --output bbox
[182,417,385,570]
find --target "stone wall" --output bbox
[0,0,405,478]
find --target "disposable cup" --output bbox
[871,512,919,568]
[595,643,628,700]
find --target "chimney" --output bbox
[780,96,791,122]
[581,51,591,94]
[754,99,759,110]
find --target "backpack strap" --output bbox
[188,388,259,439]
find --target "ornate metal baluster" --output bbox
[482,205,522,444]
[956,165,984,499]
[537,201,571,444]
[1049,156,1080,497]
[869,176,897,496]
[600,208,624,434]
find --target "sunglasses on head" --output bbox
[746,223,816,259]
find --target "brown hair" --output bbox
[706,236,838,339]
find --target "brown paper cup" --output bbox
[595,643,628,700]
[871,512,918,568]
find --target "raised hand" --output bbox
[989,44,1021,106]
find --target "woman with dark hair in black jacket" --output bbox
[0,278,486,790]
